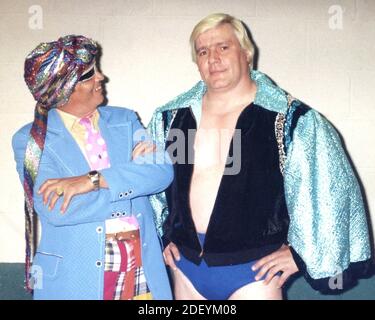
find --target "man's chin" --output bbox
[96,95,105,106]
[208,81,230,91]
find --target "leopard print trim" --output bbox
[275,94,295,175]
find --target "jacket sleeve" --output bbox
[12,111,173,227]
[100,110,173,204]
[284,107,372,292]
[12,127,119,226]
[289,245,373,294]
[146,110,171,239]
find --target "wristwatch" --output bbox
[87,170,101,191]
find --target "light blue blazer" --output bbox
[13,106,173,300]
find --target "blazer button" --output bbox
[96,226,103,234]
[96,261,102,268]
[124,192,129,197]
[116,211,121,217]
[119,192,124,199]
[128,190,133,194]
[111,212,116,218]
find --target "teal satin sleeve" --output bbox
[284,107,371,280]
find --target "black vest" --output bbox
[163,103,290,266]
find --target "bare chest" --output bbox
[189,110,243,232]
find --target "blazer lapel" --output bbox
[45,109,90,176]
[97,107,132,168]
[45,107,133,176]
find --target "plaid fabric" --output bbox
[133,266,151,299]
[103,227,152,300]
[124,240,136,271]
[104,240,122,272]
[113,272,126,300]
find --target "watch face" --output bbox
[88,170,100,190]
[89,170,98,177]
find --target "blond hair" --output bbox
[190,13,255,68]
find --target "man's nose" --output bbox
[208,49,219,63]
[95,71,104,81]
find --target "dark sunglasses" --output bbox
[78,66,95,82]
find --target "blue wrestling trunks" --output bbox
[175,233,263,300]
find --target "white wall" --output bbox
[1,0,374,262]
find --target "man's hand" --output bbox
[163,242,181,271]
[132,141,156,160]
[252,244,299,288]
[38,175,97,214]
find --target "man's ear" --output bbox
[245,51,251,64]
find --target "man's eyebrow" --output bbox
[217,40,232,46]
[196,40,233,51]
[195,45,207,52]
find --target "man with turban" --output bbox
[12,35,173,300]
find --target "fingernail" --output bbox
[252,266,256,271]
[255,276,259,281]
[173,267,177,271]
[176,256,180,261]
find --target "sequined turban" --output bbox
[24,35,97,107]
[22,35,97,292]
